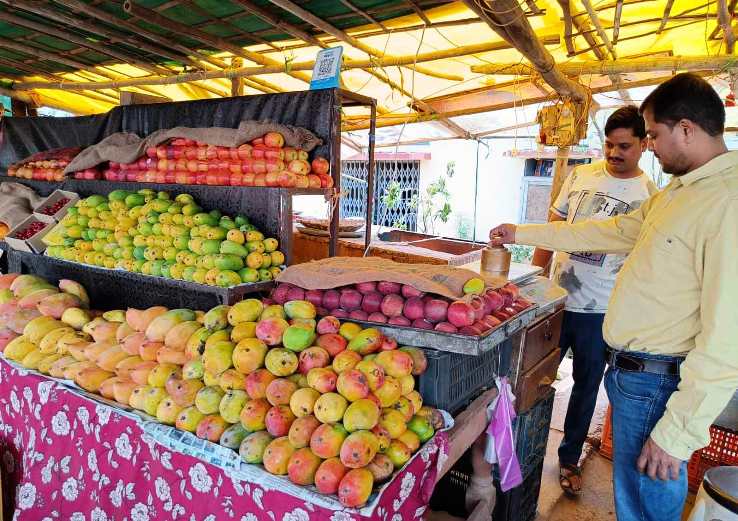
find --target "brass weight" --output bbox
[481,236,511,277]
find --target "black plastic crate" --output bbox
[494,459,544,521]
[418,338,512,416]
[7,249,272,311]
[509,386,555,478]
[429,448,474,517]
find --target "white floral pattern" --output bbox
[115,433,132,460]
[17,482,36,510]
[189,463,213,493]
[282,508,309,521]
[130,503,150,521]
[0,359,448,520]
[62,477,79,501]
[51,410,70,436]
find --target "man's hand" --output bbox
[637,437,683,481]
[489,224,517,246]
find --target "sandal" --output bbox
[559,463,582,496]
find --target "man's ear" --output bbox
[679,119,696,143]
[640,138,647,152]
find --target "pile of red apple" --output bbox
[8,147,80,182]
[270,281,532,337]
[73,168,103,180]
[97,133,333,188]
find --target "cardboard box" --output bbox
[5,215,55,254]
[33,189,79,222]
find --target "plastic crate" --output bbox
[418,338,512,416]
[428,449,473,517]
[513,386,555,478]
[494,459,544,521]
[687,424,738,493]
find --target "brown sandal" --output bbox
[559,463,582,496]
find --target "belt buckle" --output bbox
[617,353,645,372]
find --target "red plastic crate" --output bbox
[687,425,738,493]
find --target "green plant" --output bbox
[418,177,452,234]
[508,244,534,263]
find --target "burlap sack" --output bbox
[64,120,323,174]
[0,182,42,228]
[276,257,495,300]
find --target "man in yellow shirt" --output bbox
[489,73,738,521]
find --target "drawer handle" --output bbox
[544,331,553,341]
[539,376,553,388]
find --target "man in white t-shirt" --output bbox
[531,106,658,495]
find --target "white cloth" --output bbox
[551,160,658,313]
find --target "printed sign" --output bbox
[310,47,343,90]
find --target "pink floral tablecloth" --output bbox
[0,358,449,521]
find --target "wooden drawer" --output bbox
[520,309,563,374]
[515,347,560,413]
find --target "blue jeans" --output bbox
[604,360,688,521]
[557,311,607,466]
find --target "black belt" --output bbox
[605,347,684,376]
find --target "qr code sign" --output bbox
[316,55,336,79]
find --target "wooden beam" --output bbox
[613,0,624,43]
[718,0,736,53]
[464,0,589,101]
[0,84,36,105]
[264,0,462,81]
[0,10,164,76]
[23,0,201,68]
[341,72,712,131]
[120,91,170,105]
[525,0,543,15]
[560,0,576,54]
[658,0,676,33]
[337,0,387,30]
[472,55,738,75]
[13,39,541,91]
[581,0,617,59]
[122,0,313,85]
[230,57,244,97]
[404,0,432,25]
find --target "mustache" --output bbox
[607,157,624,162]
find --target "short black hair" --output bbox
[605,106,646,139]
[640,73,724,136]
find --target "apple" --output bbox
[173,148,184,160]
[146,147,158,158]
[277,171,296,188]
[197,148,207,161]
[307,175,322,189]
[216,147,230,160]
[252,160,267,174]
[320,175,334,188]
[157,159,168,171]
[228,162,242,175]
[243,173,255,186]
[184,147,198,160]
[297,150,309,161]
[265,159,282,173]
[294,175,309,189]
[237,144,252,159]
[254,174,267,187]
[264,132,285,148]
[229,149,240,161]
[252,137,265,147]
[156,146,167,159]
[312,157,329,176]
[283,148,298,161]
[175,158,187,171]
[288,160,310,176]
[265,172,280,187]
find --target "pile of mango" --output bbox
[0,273,443,508]
[44,189,284,286]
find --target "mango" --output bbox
[86,319,119,344]
[76,367,115,393]
[284,300,317,320]
[343,399,381,432]
[338,468,374,508]
[113,380,139,405]
[287,447,322,486]
[23,316,65,344]
[175,406,205,432]
[63,361,97,381]
[48,355,78,378]
[239,431,273,464]
[218,369,247,391]
[98,376,123,399]
[288,415,321,449]
[282,325,315,353]
[255,318,289,346]
[21,348,45,369]
[313,392,348,424]
[129,361,159,385]
[348,328,384,356]
[18,288,58,309]
[97,345,131,372]
[182,359,204,380]
[102,310,126,323]
[164,321,201,350]
[60,308,92,331]
[146,309,196,342]
[195,386,225,415]
[114,356,144,380]
[263,437,295,475]
[37,353,62,374]
[142,387,169,416]
[340,430,379,469]
[184,327,211,359]
[219,389,249,424]
[37,293,83,320]
[227,299,263,326]
[38,326,75,354]
[147,363,181,388]
[230,322,257,343]
[264,348,298,376]
[315,458,348,495]
[196,415,230,442]
[203,305,230,331]
[260,304,286,320]
[156,396,185,425]
[156,346,189,366]
[220,424,249,450]
[289,387,320,418]
[233,338,267,374]
[203,341,235,374]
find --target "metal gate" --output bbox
[340,160,420,231]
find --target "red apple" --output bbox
[403,297,425,321]
[265,172,280,187]
[196,147,207,161]
[216,147,230,160]
[381,294,405,318]
[424,299,448,324]
[237,144,252,159]
[294,176,309,189]
[229,149,240,161]
[388,316,411,326]
[277,171,296,188]
[283,148,298,161]
[297,150,309,161]
[252,160,267,175]
[252,137,265,147]
[312,157,329,176]
[264,132,285,148]
[367,312,387,324]
[377,281,402,295]
[242,173,255,186]
[447,301,476,328]
[228,162,242,175]
[288,160,310,176]
[146,147,158,158]
[434,322,458,333]
[307,175,322,189]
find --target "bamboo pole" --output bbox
[465,0,589,102]
[471,55,738,75]
[581,0,617,59]
[658,0,676,33]
[337,0,386,29]
[404,0,432,25]
[264,0,463,81]
[122,0,313,85]
[550,146,571,209]
[12,39,535,91]
[0,85,36,105]
[718,0,736,53]
[613,0,624,44]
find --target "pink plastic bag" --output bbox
[487,376,523,492]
